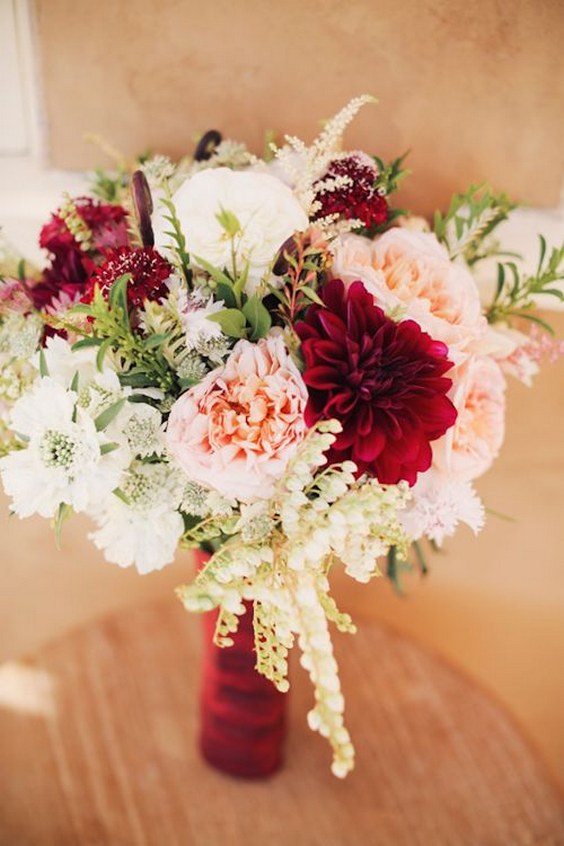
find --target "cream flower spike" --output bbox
[272,95,377,213]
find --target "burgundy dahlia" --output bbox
[295,279,457,485]
[312,153,388,230]
[83,246,173,308]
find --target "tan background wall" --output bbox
[34,0,564,215]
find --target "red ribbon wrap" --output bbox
[197,551,286,778]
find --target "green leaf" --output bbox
[100,441,120,455]
[112,487,130,505]
[108,274,131,329]
[208,308,247,339]
[96,338,113,372]
[17,259,26,282]
[38,348,49,377]
[541,288,564,300]
[412,540,429,576]
[94,398,126,432]
[71,336,103,350]
[69,303,95,315]
[119,371,159,388]
[216,281,237,308]
[507,311,555,335]
[536,234,547,277]
[142,332,172,349]
[242,296,272,340]
[215,206,242,237]
[300,285,325,307]
[192,254,233,287]
[70,371,79,393]
[54,502,73,549]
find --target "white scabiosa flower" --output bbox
[0,377,128,518]
[399,468,485,546]
[89,461,184,574]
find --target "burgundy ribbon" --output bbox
[197,553,286,778]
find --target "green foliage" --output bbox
[69,277,178,394]
[54,502,73,548]
[215,207,242,238]
[434,183,515,265]
[208,308,247,339]
[270,234,331,327]
[160,196,192,286]
[242,296,272,340]
[89,167,128,203]
[373,151,410,198]
[487,237,564,329]
[94,398,127,432]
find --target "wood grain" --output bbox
[1,599,562,845]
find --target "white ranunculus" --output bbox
[153,168,308,294]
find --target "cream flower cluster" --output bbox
[177,421,411,777]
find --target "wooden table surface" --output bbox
[1,598,563,846]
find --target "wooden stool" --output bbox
[1,598,562,845]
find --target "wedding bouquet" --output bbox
[1,96,563,777]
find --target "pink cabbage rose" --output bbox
[331,230,486,361]
[432,355,506,480]
[165,335,308,502]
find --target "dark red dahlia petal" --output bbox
[295,277,457,486]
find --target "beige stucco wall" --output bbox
[34,0,564,215]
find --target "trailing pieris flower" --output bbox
[0,377,129,518]
[89,461,184,573]
[399,468,485,546]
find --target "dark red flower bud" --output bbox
[131,170,154,248]
[194,130,222,162]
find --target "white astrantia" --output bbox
[399,468,485,546]
[89,461,184,574]
[114,401,164,458]
[0,377,129,518]
[0,312,43,361]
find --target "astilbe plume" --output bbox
[295,278,457,485]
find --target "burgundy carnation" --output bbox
[83,246,173,308]
[295,278,457,485]
[313,154,388,230]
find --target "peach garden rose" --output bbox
[432,355,506,481]
[165,334,308,502]
[331,229,487,361]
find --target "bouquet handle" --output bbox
[197,554,286,778]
